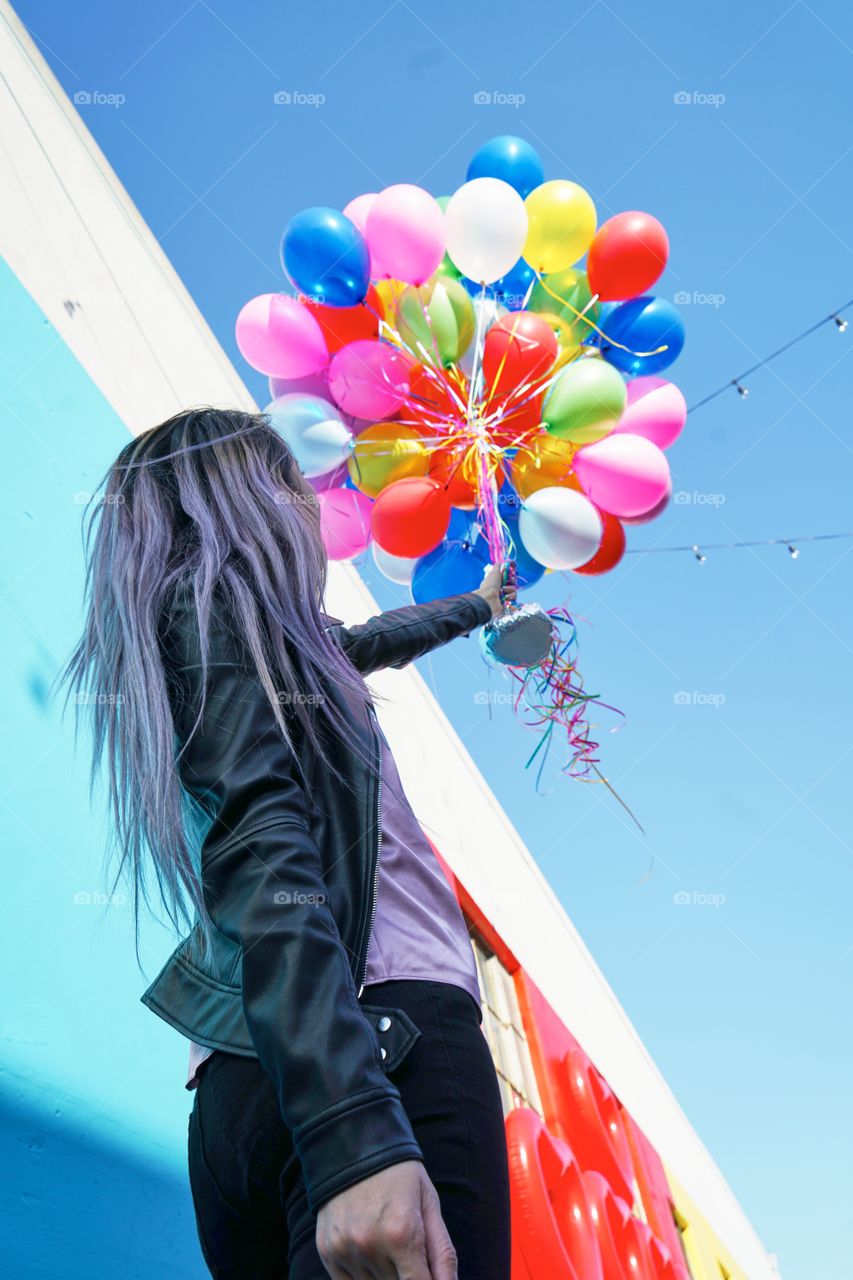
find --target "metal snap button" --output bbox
[377,1015,392,1033]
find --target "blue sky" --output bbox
[16,2,853,1275]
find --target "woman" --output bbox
[64,407,513,1279]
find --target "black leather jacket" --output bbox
[141,587,493,1211]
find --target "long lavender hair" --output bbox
[60,407,374,939]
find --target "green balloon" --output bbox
[543,359,627,444]
[529,266,600,343]
[434,196,461,281]
[396,277,475,367]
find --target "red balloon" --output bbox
[482,312,558,403]
[587,212,669,302]
[302,285,385,354]
[370,476,451,557]
[573,510,626,575]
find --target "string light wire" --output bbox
[687,299,853,413]
[623,531,853,556]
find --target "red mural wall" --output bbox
[440,853,692,1280]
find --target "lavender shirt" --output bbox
[186,727,480,1088]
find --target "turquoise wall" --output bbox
[0,260,207,1277]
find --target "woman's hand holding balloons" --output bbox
[475,562,517,619]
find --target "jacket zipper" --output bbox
[357,705,382,997]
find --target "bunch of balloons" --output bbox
[235,135,686,607]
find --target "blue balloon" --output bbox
[493,258,536,310]
[600,296,685,376]
[461,258,535,311]
[467,136,545,199]
[448,507,479,540]
[497,469,523,507]
[281,207,370,308]
[411,535,490,604]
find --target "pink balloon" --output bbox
[317,487,373,560]
[622,476,673,524]
[343,192,378,235]
[613,376,686,450]
[328,340,413,420]
[236,293,328,378]
[574,433,671,519]
[344,193,380,277]
[365,184,445,285]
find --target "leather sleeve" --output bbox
[164,595,422,1211]
[334,591,494,675]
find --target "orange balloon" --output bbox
[510,434,578,499]
[573,510,626,575]
[429,446,505,509]
[347,422,428,498]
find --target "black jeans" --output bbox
[187,979,511,1279]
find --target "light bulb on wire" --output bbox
[834,315,848,333]
[787,544,800,559]
[691,545,707,564]
[734,380,749,399]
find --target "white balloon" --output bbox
[519,486,603,570]
[371,542,418,584]
[266,394,353,478]
[445,178,528,284]
[457,296,508,378]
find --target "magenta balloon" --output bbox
[328,340,413,420]
[573,433,671,519]
[317,487,373,560]
[236,293,328,378]
[621,476,673,524]
[613,376,686,450]
[365,184,446,285]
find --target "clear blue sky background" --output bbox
[16,2,853,1275]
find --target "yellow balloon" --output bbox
[347,423,428,498]
[510,434,578,499]
[373,278,407,320]
[523,181,597,274]
[538,311,586,372]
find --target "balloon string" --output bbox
[590,763,647,835]
[493,605,641,826]
[533,274,668,358]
